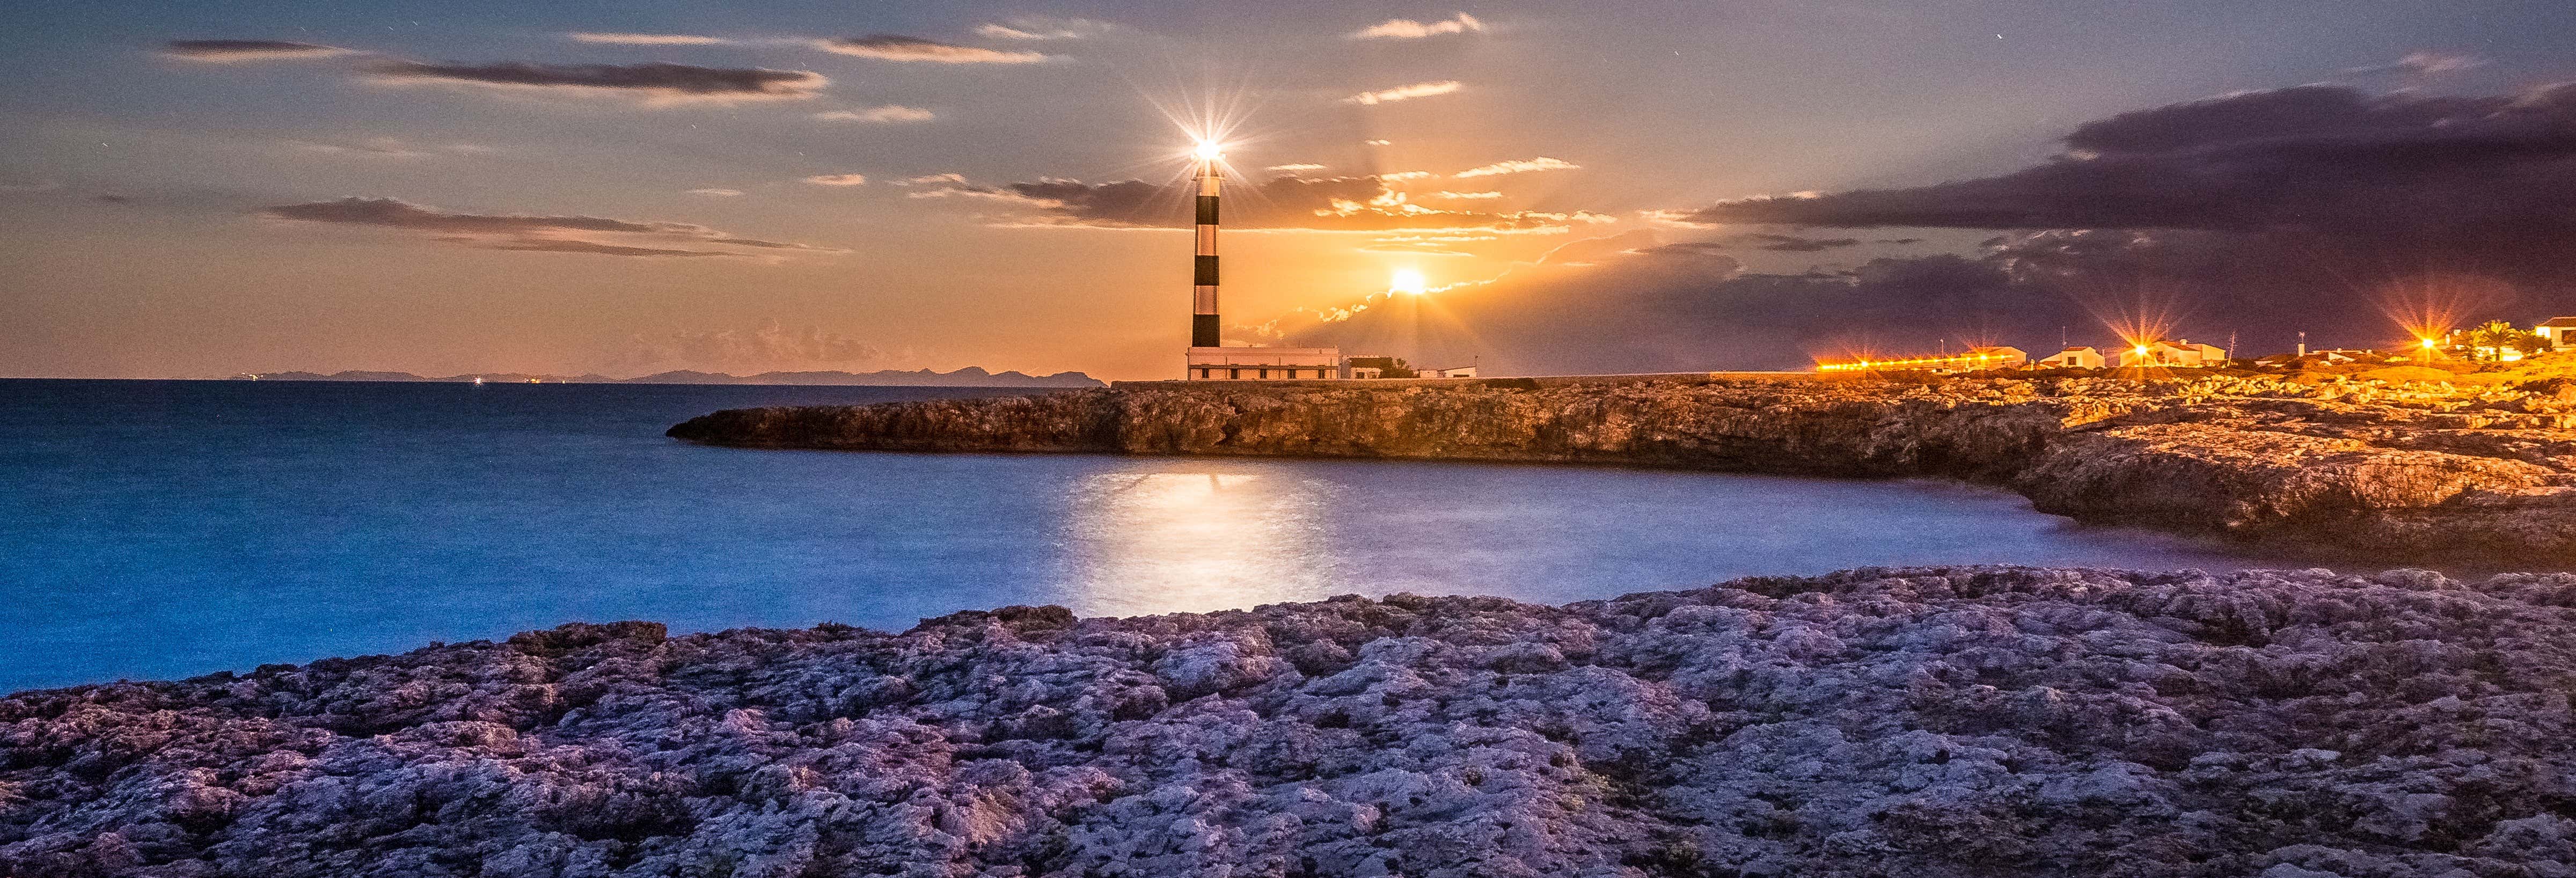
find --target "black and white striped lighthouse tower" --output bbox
[1190,140,1221,348]
[1175,137,1336,380]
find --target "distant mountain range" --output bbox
[228,367,1103,388]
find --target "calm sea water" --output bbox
[1,379,2290,693]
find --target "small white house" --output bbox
[2037,346,2105,369]
[2119,339,2227,368]
[2532,318,2576,347]
[1185,346,1342,381]
[1417,365,1479,378]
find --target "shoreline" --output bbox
[667,372,2576,568]
[10,565,2576,874]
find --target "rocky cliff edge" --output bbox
[669,373,2576,565]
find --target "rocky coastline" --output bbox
[10,566,2576,876]
[667,372,2576,566]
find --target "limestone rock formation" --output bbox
[668,375,2576,563]
[9,567,2576,876]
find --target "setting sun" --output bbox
[1391,268,1429,295]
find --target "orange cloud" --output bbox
[814,105,935,123]
[1350,13,1486,40]
[817,35,1045,63]
[1345,81,1462,105]
[1455,157,1581,178]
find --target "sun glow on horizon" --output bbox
[1391,267,1429,295]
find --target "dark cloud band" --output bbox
[1686,84,2576,244]
[817,35,1044,63]
[264,197,832,258]
[162,40,355,62]
[365,61,825,102]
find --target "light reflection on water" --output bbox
[2,380,2289,692]
[1061,471,1337,616]
[1042,456,2273,618]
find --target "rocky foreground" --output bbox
[669,371,2576,565]
[9,566,2576,876]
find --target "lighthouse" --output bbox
[1191,139,1221,347]
[1179,138,1342,381]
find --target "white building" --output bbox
[1185,347,1341,381]
[2531,318,2576,348]
[2118,340,2228,368]
[2037,346,2105,369]
[1417,365,1479,378]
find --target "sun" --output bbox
[1391,268,1429,295]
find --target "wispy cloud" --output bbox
[261,196,835,258]
[1350,12,1486,40]
[1378,170,1437,181]
[813,105,935,123]
[1731,232,1862,252]
[802,173,869,186]
[1455,156,1580,178]
[1365,139,1392,146]
[363,61,826,105]
[903,183,1060,206]
[1637,208,1711,227]
[1433,190,1503,200]
[1267,163,1327,173]
[975,16,1119,40]
[162,40,356,62]
[892,172,969,186]
[284,137,488,158]
[817,35,1045,63]
[1345,80,1462,105]
[686,188,744,196]
[566,32,735,46]
[2342,50,2485,76]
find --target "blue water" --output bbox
[0,379,2289,693]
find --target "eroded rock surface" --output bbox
[11,567,2576,876]
[668,375,2576,562]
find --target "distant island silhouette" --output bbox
[226,367,1102,387]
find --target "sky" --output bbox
[1,1,2570,379]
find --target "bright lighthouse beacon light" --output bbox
[1192,138,1223,162]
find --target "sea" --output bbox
[0,378,2300,693]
